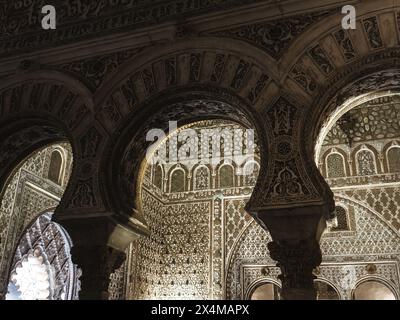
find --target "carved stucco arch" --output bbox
[352,143,381,175]
[383,141,400,172]
[225,218,273,299]
[300,61,400,255]
[351,275,400,300]
[321,147,350,178]
[0,71,81,192]
[87,38,279,230]
[94,37,280,107]
[101,85,269,232]
[283,2,400,161]
[244,277,282,300]
[310,61,400,162]
[280,1,400,76]
[4,207,57,295]
[225,192,400,299]
[278,2,400,105]
[313,277,342,300]
[0,69,114,219]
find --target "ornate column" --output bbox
[246,96,335,300]
[71,244,125,300]
[55,215,140,300]
[268,238,322,300]
[49,117,145,299]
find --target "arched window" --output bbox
[353,280,397,300]
[219,164,234,188]
[314,280,340,300]
[331,206,349,231]
[153,164,163,190]
[387,147,400,173]
[250,282,281,300]
[243,162,260,186]
[48,150,63,184]
[170,168,185,193]
[357,149,376,176]
[326,153,346,178]
[194,166,210,190]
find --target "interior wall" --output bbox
[121,105,400,300]
[123,120,259,300]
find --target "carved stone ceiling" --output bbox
[208,9,337,59]
[0,0,277,57]
[323,95,400,146]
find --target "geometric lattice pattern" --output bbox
[10,213,80,300]
[321,199,400,258]
[342,188,400,232]
[323,96,400,146]
[128,190,212,300]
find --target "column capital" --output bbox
[268,238,322,300]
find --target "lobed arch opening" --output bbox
[137,118,261,211]
[104,86,269,230]
[314,90,400,164]
[122,114,264,299]
[311,66,400,162]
